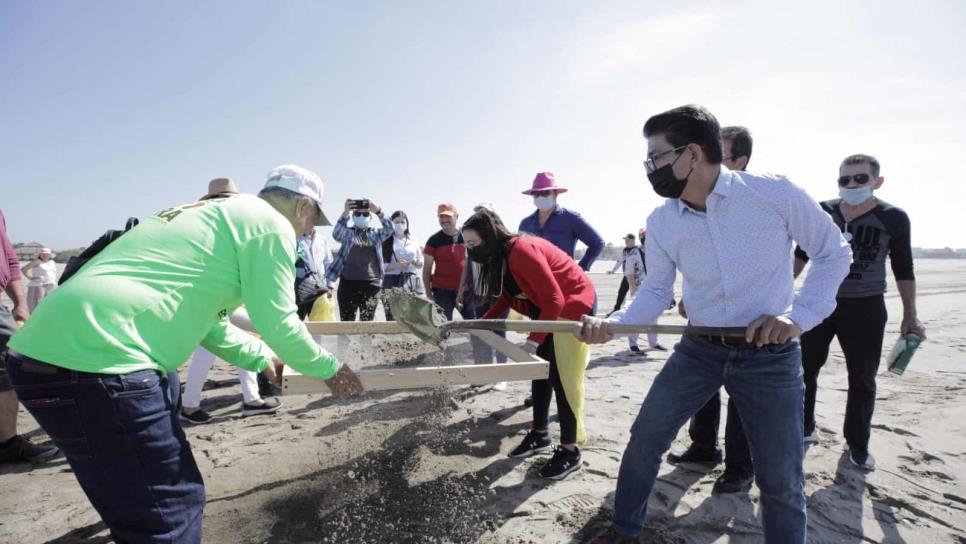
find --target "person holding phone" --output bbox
[327,198,394,321]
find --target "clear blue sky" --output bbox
[3,0,965,249]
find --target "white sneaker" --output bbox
[848,450,876,471]
[492,381,508,391]
[804,429,819,444]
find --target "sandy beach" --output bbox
[2,260,965,543]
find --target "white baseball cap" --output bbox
[263,164,331,226]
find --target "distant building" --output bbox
[12,242,45,262]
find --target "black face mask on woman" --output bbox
[647,149,693,199]
[467,243,498,264]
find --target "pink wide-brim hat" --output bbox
[522,171,568,195]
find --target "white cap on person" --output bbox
[264,164,331,226]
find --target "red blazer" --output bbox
[482,236,596,344]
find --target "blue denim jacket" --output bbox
[326,212,394,284]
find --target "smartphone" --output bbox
[350,199,369,210]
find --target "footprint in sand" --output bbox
[546,493,600,512]
[871,423,920,437]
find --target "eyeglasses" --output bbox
[353,211,370,217]
[644,145,688,174]
[837,174,872,187]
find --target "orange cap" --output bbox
[437,202,457,216]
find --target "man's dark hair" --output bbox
[643,105,723,164]
[842,154,881,178]
[721,126,753,161]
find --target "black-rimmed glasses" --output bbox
[644,145,688,174]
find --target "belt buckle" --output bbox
[720,336,743,349]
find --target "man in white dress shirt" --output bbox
[582,105,852,544]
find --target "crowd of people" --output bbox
[0,104,926,544]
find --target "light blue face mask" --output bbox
[839,186,873,206]
[352,215,370,228]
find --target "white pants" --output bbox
[626,280,658,348]
[182,308,261,408]
[27,284,55,312]
[182,347,260,407]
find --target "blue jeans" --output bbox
[612,336,806,543]
[6,352,205,544]
[432,288,463,321]
[433,288,492,364]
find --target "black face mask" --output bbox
[467,243,498,264]
[647,151,693,199]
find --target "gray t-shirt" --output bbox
[796,199,914,298]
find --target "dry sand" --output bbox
[2,260,965,543]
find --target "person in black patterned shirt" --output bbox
[794,153,926,471]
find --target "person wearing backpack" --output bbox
[608,233,664,353]
[6,165,363,544]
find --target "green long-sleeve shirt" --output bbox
[10,195,339,379]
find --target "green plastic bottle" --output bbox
[887,333,923,376]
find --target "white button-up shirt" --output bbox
[616,167,852,332]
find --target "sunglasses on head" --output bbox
[837,174,872,187]
[353,211,370,217]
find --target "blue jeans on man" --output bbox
[612,336,806,543]
[6,352,205,544]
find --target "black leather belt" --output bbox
[701,335,759,349]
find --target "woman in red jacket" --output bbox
[462,209,596,480]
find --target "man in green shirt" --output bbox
[6,164,362,544]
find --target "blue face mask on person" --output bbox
[839,186,873,206]
[352,214,370,228]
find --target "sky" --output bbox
[3,0,965,250]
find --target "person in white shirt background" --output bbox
[582,104,851,544]
[21,248,57,312]
[382,210,424,320]
[179,178,283,424]
[608,233,664,353]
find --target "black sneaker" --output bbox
[242,397,281,417]
[0,435,60,463]
[539,445,582,480]
[651,344,668,352]
[508,430,553,458]
[629,345,642,353]
[523,395,534,408]
[180,409,212,425]
[666,445,722,466]
[711,471,754,495]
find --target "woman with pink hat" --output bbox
[518,172,605,274]
[518,172,605,406]
[21,248,57,312]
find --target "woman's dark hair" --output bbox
[382,210,410,263]
[643,104,723,164]
[461,208,516,301]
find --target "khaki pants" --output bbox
[626,279,658,348]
